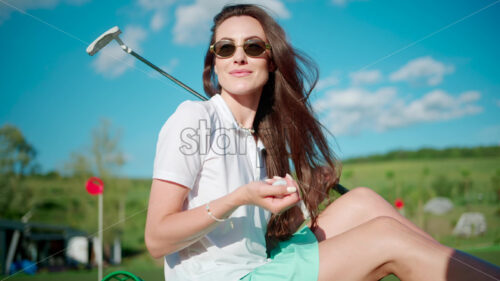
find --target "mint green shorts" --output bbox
[240,225,319,281]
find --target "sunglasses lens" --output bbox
[244,39,266,56]
[212,39,269,58]
[214,41,236,58]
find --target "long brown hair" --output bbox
[203,4,340,251]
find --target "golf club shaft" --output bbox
[128,49,207,101]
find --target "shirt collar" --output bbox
[212,94,239,129]
[211,94,265,152]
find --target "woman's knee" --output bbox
[359,217,409,258]
[366,216,417,248]
[348,186,382,201]
[319,187,387,222]
[336,186,388,211]
[368,216,404,231]
[314,188,401,239]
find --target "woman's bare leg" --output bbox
[310,187,500,280]
[310,187,436,243]
[316,216,500,281]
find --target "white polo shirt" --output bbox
[153,94,271,281]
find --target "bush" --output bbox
[431,175,454,197]
[491,170,500,202]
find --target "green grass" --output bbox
[467,245,500,266]
[5,252,164,281]
[340,157,500,280]
[341,157,499,189]
[5,268,164,281]
[340,157,500,249]
[3,157,499,280]
[6,249,499,281]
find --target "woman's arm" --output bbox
[145,179,240,258]
[145,178,299,258]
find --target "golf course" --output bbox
[2,145,499,281]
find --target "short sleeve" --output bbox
[153,101,211,189]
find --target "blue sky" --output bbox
[0,0,499,178]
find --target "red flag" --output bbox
[86,177,104,195]
[394,198,404,209]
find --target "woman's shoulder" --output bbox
[173,98,218,120]
[161,98,219,132]
[167,99,212,124]
[175,99,208,115]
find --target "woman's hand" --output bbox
[238,174,300,214]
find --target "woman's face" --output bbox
[213,16,272,98]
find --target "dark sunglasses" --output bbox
[210,38,271,58]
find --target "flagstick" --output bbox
[98,193,103,281]
[85,177,104,281]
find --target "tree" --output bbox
[64,119,125,178]
[0,124,37,218]
[91,119,125,179]
[0,124,37,177]
[63,119,128,243]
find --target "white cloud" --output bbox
[92,25,148,78]
[137,0,177,31]
[150,10,166,31]
[350,69,382,85]
[148,58,180,78]
[314,87,482,135]
[316,72,340,90]
[137,0,176,10]
[0,0,90,25]
[164,58,179,73]
[331,0,368,7]
[390,56,454,86]
[378,90,482,129]
[314,87,398,135]
[496,100,500,107]
[173,0,290,45]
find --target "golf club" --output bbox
[86,26,207,101]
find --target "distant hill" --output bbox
[343,145,500,164]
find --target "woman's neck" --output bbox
[220,90,261,130]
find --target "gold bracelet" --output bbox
[205,201,226,222]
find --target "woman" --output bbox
[145,4,500,281]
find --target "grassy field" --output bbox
[340,157,499,197]
[5,252,164,281]
[2,157,499,280]
[340,157,500,247]
[342,157,500,280]
[5,248,499,281]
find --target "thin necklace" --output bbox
[237,121,255,134]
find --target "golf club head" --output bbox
[86,26,122,56]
